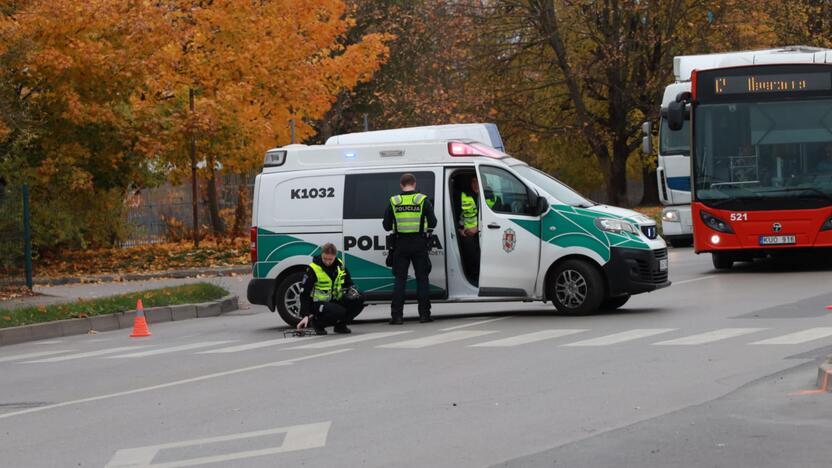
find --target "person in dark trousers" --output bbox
[458,175,501,285]
[383,173,437,324]
[296,243,364,334]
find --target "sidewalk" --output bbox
[1,266,254,311]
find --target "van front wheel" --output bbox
[549,259,605,315]
[275,271,305,327]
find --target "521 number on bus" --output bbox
[730,213,748,221]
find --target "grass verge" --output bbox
[0,283,228,329]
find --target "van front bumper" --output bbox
[604,247,671,296]
[247,279,275,311]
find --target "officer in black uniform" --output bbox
[382,173,437,324]
[296,243,364,334]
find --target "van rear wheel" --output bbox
[549,259,605,315]
[275,271,305,327]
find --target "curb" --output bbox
[817,355,832,393]
[0,295,239,347]
[2,265,251,288]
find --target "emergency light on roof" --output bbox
[447,141,506,159]
[264,150,286,167]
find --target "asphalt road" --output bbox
[1,248,831,468]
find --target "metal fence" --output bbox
[0,183,33,288]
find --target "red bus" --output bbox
[667,61,832,269]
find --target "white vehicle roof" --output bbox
[324,123,505,151]
[661,82,691,108]
[673,45,832,82]
[262,139,524,173]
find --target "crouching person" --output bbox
[297,243,364,335]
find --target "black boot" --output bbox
[309,317,327,335]
[389,316,404,325]
[333,324,352,334]
[419,314,433,323]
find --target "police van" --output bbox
[247,139,670,326]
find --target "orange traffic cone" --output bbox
[130,298,152,337]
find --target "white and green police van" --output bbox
[247,137,670,326]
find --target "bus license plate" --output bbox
[659,258,668,271]
[759,235,796,245]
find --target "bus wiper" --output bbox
[764,187,832,202]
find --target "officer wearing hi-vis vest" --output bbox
[297,243,364,334]
[383,173,437,324]
[458,175,501,285]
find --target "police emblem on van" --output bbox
[503,228,516,253]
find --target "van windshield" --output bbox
[512,165,595,208]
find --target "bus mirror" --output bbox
[667,100,685,131]
[641,121,652,155]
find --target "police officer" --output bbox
[297,243,364,334]
[458,175,500,284]
[383,173,437,324]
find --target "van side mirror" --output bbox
[641,121,652,155]
[535,196,549,216]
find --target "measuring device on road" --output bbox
[283,329,325,338]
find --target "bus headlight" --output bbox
[594,218,638,234]
[822,217,832,231]
[662,209,680,222]
[700,211,734,234]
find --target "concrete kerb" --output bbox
[817,355,832,393]
[0,294,238,346]
[4,265,251,287]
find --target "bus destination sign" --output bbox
[713,72,831,95]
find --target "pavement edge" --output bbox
[0,295,239,346]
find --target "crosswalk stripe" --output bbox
[653,328,766,346]
[378,330,497,349]
[469,329,587,347]
[198,336,321,354]
[440,316,512,331]
[0,350,74,363]
[107,341,236,358]
[288,331,412,350]
[750,327,832,345]
[562,329,676,347]
[23,346,151,363]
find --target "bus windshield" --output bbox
[512,165,595,208]
[693,99,832,210]
[660,117,689,156]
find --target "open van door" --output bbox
[475,163,543,297]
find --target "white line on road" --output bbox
[0,350,74,363]
[0,349,350,420]
[673,275,718,285]
[378,330,497,349]
[469,329,587,347]
[23,346,152,363]
[105,422,331,467]
[751,327,832,345]
[562,329,677,347]
[440,316,512,331]
[653,328,766,346]
[288,331,412,350]
[32,340,63,345]
[198,336,321,354]
[107,341,236,358]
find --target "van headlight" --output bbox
[662,209,680,222]
[594,218,638,234]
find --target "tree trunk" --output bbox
[607,135,630,206]
[640,164,660,206]
[206,155,225,237]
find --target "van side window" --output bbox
[344,172,435,219]
[479,166,536,216]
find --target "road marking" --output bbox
[562,329,676,347]
[751,327,832,345]
[0,350,74,363]
[198,336,321,354]
[673,275,717,285]
[469,329,587,347]
[288,331,412,350]
[378,330,497,349]
[107,341,236,358]
[105,421,331,467]
[440,316,513,331]
[0,349,350,420]
[32,340,63,344]
[23,346,152,363]
[653,328,766,346]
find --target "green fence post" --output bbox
[22,183,33,289]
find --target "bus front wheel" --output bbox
[711,252,734,270]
